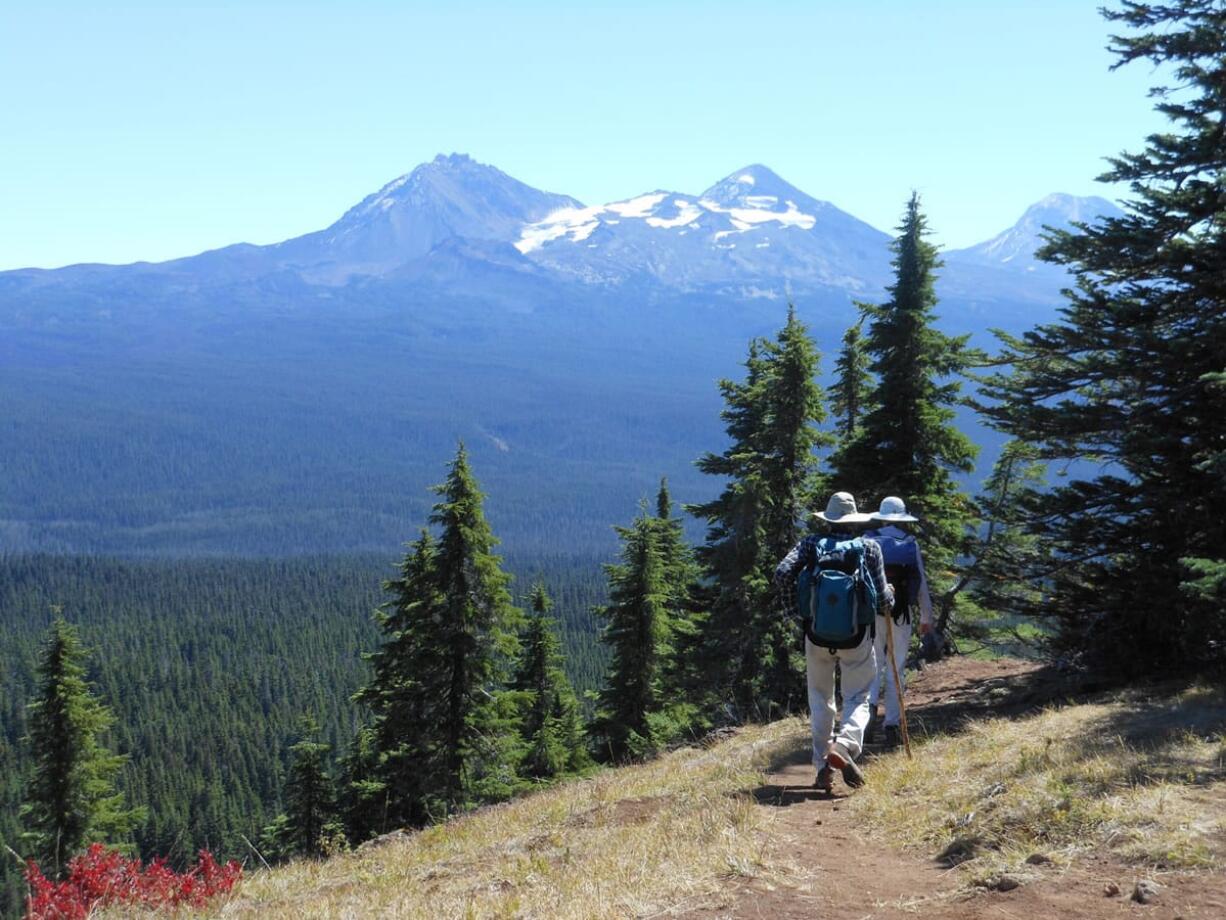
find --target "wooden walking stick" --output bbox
[883,612,913,759]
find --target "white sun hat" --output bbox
[814,491,874,524]
[871,496,920,523]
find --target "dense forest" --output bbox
[0,554,609,917]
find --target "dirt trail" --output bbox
[681,657,1226,920]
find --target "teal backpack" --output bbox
[796,536,878,649]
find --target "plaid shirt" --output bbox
[773,531,895,616]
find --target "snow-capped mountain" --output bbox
[270,153,581,283]
[513,165,891,292]
[946,193,1124,273]
[0,154,1124,308]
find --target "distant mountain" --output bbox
[947,193,1124,273]
[0,156,1126,555]
[272,153,582,284]
[514,164,891,293]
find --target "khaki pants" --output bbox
[806,629,877,768]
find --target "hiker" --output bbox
[774,492,894,791]
[865,496,933,749]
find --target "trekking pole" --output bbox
[884,613,913,760]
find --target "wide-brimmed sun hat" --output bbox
[814,491,874,524]
[871,496,920,523]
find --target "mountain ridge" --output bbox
[0,154,1120,298]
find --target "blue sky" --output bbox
[1,1,1165,270]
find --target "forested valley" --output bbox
[0,554,609,916]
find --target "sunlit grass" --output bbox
[159,720,803,919]
[850,684,1226,884]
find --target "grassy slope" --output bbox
[162,671,1225,918]
[852,684,1226,883]
[193,722,800,919]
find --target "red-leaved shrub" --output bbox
[25,843,242,919]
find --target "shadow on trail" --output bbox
[901,661,1083,740]
[750,782,836,807]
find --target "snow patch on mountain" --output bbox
[515,188,818,254]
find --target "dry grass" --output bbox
[850,683,1226,883]
[161,720,802,919]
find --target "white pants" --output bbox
[805,630,877,769]
[868,614,912,727]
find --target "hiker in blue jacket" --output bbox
[774,492,894,791]
[865,496,933,749]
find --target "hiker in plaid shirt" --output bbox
[774,492,894,791]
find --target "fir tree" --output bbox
[284,716,336,857]
[828,314,873,442]
[20,618,141,875]
[651,478,705,714]
[591,511,672,761]
[690,308,831,720]
[429,444,524,805]
[980,1,1226,675]
[963,442,1049,648]
[335,727,383,844]
[257,813,292,865]
[512,584,587,779]
[353,531,443,829]
[835,194,979,621]
[354,445,523,824]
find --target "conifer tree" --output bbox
[980,1,1226,675]
[335,727,383,844]
[430,444,524,805]
[354,445,523,823]
[353,531,443,829]
[963,442,1048,647]
[20,618,141,875]
[512,584,587,779]
[690,308,831,719]
[828,315,873,442]
[651,478,704,712]
[591,512,672,761]
[835,194,979,608]
[284,716,336,857]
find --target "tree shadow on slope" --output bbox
[901,658,1093,739]
[1053,684,1226,791]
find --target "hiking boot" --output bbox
[826,743,865,789]
[813,766,834,792]
[883,725,901,749]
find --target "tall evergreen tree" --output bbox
[835,194,979,611]
[430,444,524,805]
[284,716,336,858]
[512,584,587,779]
[354,444,523,825]
[652,478,705,712]
[591,511,672,761]
[20,618,141,875]
[690,308,831,720]
[980,1,1226,675]
[353,530,443,829]
[828,315,873,442]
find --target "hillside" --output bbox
[165,659,1226,919]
